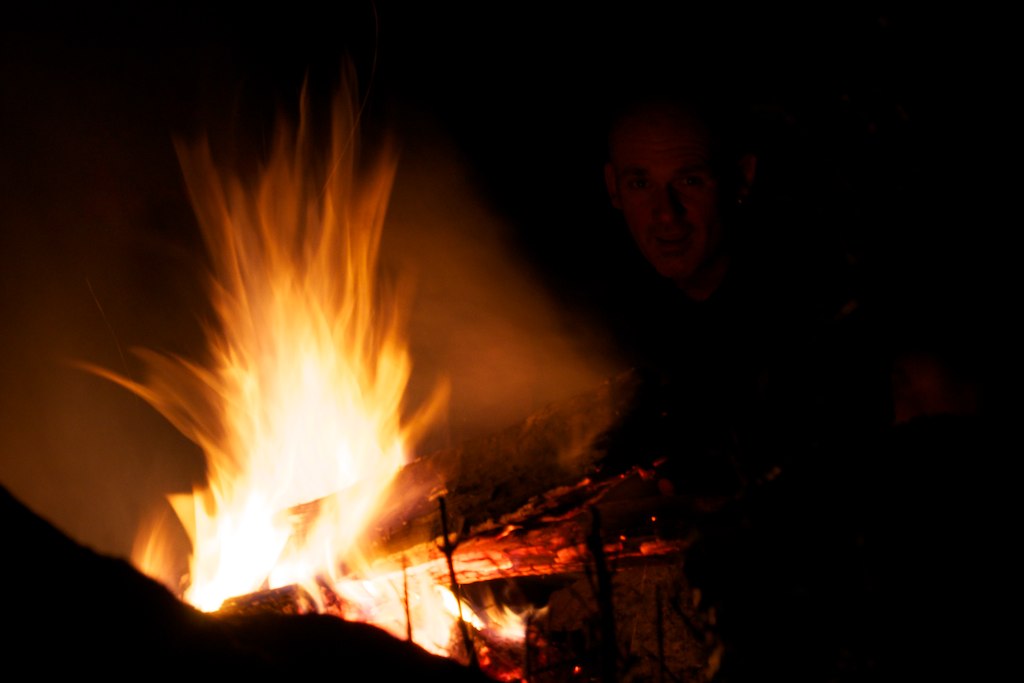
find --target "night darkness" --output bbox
[2,3,1011,568]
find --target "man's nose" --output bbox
[651,185,684,221]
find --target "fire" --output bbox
[87,71,447,614]
[332,572,479,656]
[331,569,536,675]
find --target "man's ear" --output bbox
[604,162,622,209]
[737,153,757,200]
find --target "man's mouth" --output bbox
[654,233,692,253]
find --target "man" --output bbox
[599,92,892,681]
[604,96,756,303]
[601,91,879,487]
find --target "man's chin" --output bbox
[652,256,698,283]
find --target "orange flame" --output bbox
[88,70,447,612]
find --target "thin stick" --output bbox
[587,505,617,683]
[656,584,665,683]
[525,612,534,681]
[439,496,478,669]
[402,555,412,642]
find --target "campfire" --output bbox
[76,69,717,681]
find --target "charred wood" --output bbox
[365,368,644,558]
[363,465,697,588]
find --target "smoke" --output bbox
[381,116,619,453]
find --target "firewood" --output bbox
[362,465,698,588]
[364,368,645,558]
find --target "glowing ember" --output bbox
[86,72,447,615]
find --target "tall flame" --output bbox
[89,72,447,612]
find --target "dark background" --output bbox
[1,4,1010,559]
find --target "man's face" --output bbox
[604,107,733,296]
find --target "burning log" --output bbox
[364,368,646,558]
[364,464,697,588]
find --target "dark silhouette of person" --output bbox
[598,89,899,681]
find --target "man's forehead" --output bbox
[610,132,715,171]
[609,107,715,165]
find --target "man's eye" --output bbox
[625,178,650,190]
[676,175,706,188]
